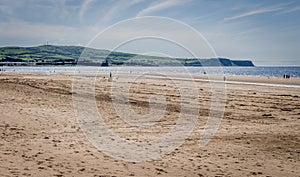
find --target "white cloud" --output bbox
[100,0,143,23]
[224,6,282,21]
[79,0,96,22]
[136,0,187,17]
[281,6,300,14]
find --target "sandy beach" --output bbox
[0,72,299,177]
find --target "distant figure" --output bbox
[283,74,290,79]
[110,71,112,78]
[223,76,226,81]
[204,71,206,74]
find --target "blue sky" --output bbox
[0,0,300,65]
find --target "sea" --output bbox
[1,66,300,78]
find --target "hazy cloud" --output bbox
[79,0,96,22]
[137,0,187,16]
[0,21,96,46]
[281,6,300,14]
[100,0,143,23]
[224,6,282,21]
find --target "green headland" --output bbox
[0,45,254,67]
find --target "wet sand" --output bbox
[0,72,299,177]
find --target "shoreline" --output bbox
[142,74,300,88]
[1,66,300,79]
[2,70,299,87]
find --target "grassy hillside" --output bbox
[0,45,254,66]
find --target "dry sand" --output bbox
[0,72,299,177]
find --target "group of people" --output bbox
[283,74,290,79]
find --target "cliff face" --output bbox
[0,45,255,67]
[184,58,254,67]
[231,60,254,66]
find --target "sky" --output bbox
[0,0,300,66]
